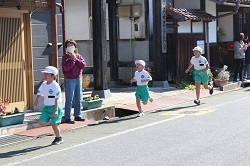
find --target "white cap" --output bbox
[135,60,146,67]
[41,66,58,75]
[193,46,202,53]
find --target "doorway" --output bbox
[0,13,27,111]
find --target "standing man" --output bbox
[62,39,86,124]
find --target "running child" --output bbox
[130,60,153,117]
[34,66,63,145]
[185,46,213,105]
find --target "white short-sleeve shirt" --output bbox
[134,69,152,86]
[190,55,208,70]
[37,81,62,106]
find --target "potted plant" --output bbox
[214,65,230,87]
[82,95,103,110]
[0,98,25,127]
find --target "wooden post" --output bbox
[92,0,108,90]
[108,0,119,81]
[50,0,59,81]
[205,22,210,64]
[152,0,167,81]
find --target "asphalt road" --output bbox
[1,87,250,166]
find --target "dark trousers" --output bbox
[233,59,244,81]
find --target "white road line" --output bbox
[8,115,184,166]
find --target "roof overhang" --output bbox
[0,0,50,11]
[167,3,215,22]
[209,0,250,8]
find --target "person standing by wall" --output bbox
[62,39,86,124]
[233,33,248,82]
[243,35,250,79]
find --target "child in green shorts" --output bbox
[185,46,213,105]
[34,66,63,145]
[130,60,153,117]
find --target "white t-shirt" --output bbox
[37,81,62,106]
[190,55,208,70]
[134,69,152,86]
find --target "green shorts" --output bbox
[194,69,209,83]
[39,105,63,124]
[135,85,150,102]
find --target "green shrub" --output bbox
[171,81,204,90]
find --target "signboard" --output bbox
[161,0,167,53]
[197,40,205,54]
[227,42,234,50]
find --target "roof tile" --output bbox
[167,4,215,22]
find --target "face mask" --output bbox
[67,45,75,53]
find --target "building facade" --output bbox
[1,0,250,111]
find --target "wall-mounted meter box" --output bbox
[134,21,143,38]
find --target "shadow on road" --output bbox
[88,115,138,126]
[151,104,201,114]
[0,145,51,158]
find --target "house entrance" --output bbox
[0,13,27,111]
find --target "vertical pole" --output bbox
[153,0,167,81]
[92,0,108,90]
[108,0,118,81]
[206,22,210,64]
[51,0,59,81]
[148,0,154,61]
[61,0,66,56]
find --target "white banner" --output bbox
[197,40,205,54]
[161,0,167,53]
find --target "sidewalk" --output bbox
[20,87,223,135]
[0,84,240,147]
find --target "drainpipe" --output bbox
[56,2,66,55]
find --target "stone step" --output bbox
[220,81,241,91]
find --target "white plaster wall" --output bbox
[218,13,234,42]
[118,0,145,39]
[65,0,89,40]
[206,0,217,43]
[208,21,217,43]
[119,0,143,6]
[65,0,146,40]
[192,22,203,33]
[178,21,191,33]
[119,18,132,39]
[174,0,200,8]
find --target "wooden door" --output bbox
[0,13,27,111]
[176,33,204,81]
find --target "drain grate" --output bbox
[0,135,33,147]
[25,114,41,120]
[161,109,216,116]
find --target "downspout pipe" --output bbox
[56,2,66,56]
